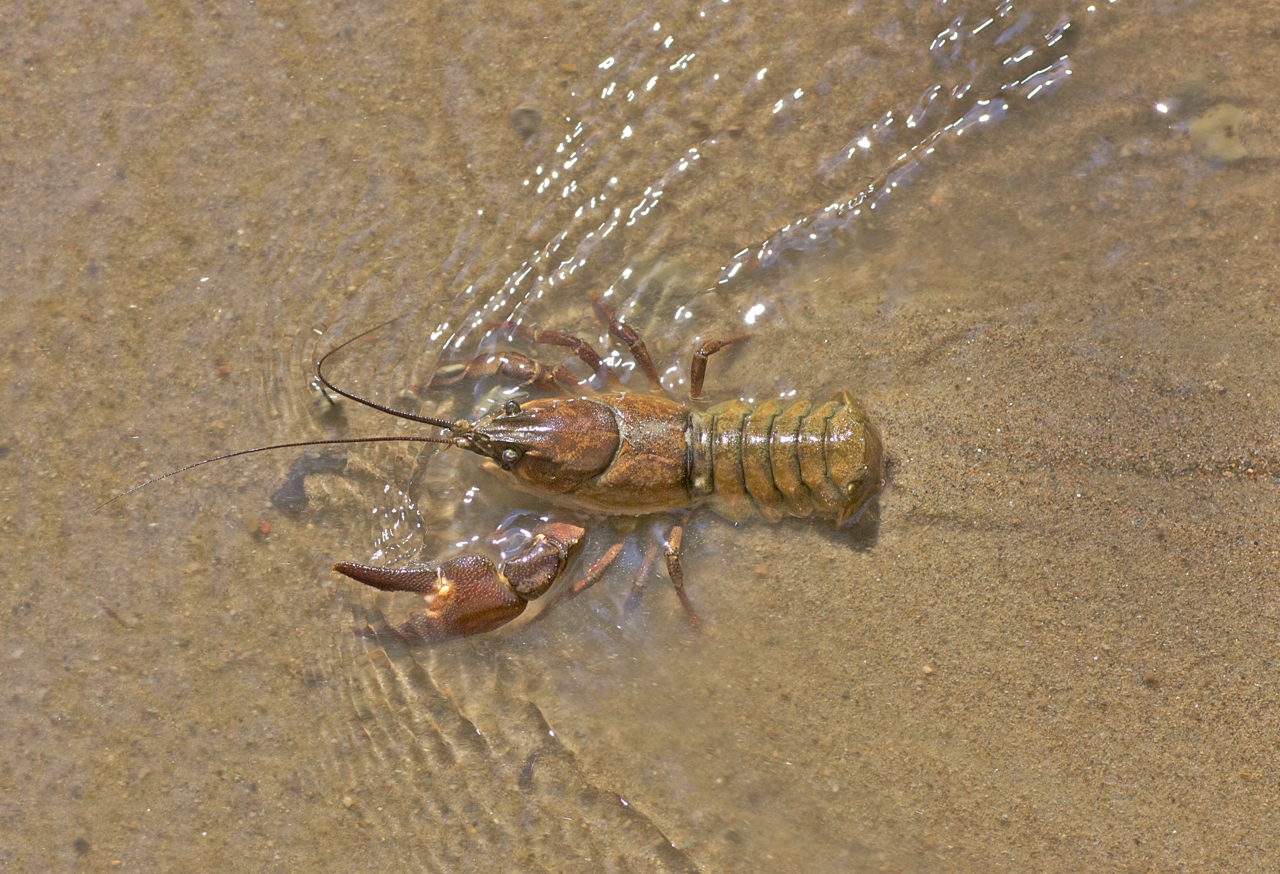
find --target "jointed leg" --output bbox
[561,526,700,630]
[570,543,625,595]
[420,350,581,396]
[503,319,653,390]
[664,525,701,628]
[589,291,663,388]
[420,318,619,398]
[689,333,748,400]
[590,288,748,400]
[622,541,662,616]
[500,321,608,379]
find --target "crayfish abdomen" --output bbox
[698,394,883,526]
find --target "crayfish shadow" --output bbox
[766,492,882,560]
[269,452,350,519]
[828,451,893,553]
[800,451,890,554]
[827,494,882,553]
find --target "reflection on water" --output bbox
[4,0,1280,871]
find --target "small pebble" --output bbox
[510,106,541,139]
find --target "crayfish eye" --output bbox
[500,447,522,468]
[503,400,522,416]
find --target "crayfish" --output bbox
[117,292,883,644]
[317,292,884,643]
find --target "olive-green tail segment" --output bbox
[705,392,883,525]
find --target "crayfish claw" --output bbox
[332,563,439,595]
[334,522,587,644]
[335,556,526,643]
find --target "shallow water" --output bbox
[4,0,1280,871]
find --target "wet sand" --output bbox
[1,1,1277,871]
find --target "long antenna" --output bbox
[96,435,455,512]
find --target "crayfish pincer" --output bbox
[335,522,586,644]
[321,292,884,644]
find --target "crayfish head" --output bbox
[459,397,621,496]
